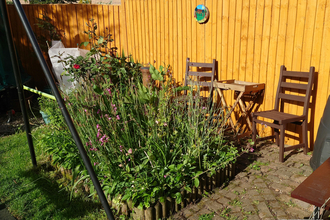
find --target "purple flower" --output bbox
[96,124,100,129]
[164,175,167,178]
[97,109,101,114]
[249,147,255,153]
[84,109,87,112]
[128,159,131,161]
[94,162,99,166]
[107,88,111,95]
[128,148,133,154]
[163,122,167,126]
[116,115,120,120]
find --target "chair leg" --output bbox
[252,117,257,147]
[302,120,309,155]
[279,124,286,162]
[274,121,279,146]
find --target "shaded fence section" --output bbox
[7,0,330,147]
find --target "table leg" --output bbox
[223,91,244,131]
[217,88,235,130]
[238,98,253,131]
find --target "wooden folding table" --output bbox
[213,80,265,135]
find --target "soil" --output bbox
[0,97,45,137]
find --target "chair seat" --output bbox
[253,110,305,124]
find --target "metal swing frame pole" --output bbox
[0,0,36,166]
[2,1,114,219]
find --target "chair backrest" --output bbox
[274,65,315,116]
[183,58,216,96]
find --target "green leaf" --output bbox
[93,85,103,94]
[121,193,131,201]
[194,178,200,188]
[175,192,182,204]
[168,164,175,170]
[98,37,104,45]
[80,41,89,47]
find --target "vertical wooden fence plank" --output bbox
[164,0,169,67]
[216,0,222,81]
[177,0,183,81]
[233,0,242,83]
[239,0,249,82]
[245,0,256,83]
[266,0,280,113]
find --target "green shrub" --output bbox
[37,20,238,211]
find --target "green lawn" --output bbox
[0,127,108,220]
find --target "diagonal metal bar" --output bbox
[8,1,114,219]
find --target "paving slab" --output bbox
[172,143,314,219]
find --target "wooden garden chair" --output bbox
[252,65,315,162]
[182,58,216,104]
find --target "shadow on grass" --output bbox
[18,162,105,220]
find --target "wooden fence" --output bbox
[7,0,330,147]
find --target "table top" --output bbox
[213,80,265,92]
[291,157,330,209]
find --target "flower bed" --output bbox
[38,20,239,219]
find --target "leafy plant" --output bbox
[199,212,214,220]
[38,19,239,212]
[56,19,142,94]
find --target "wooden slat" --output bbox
[278,93,306,103]
[233,0,242,82]
[281,82,308,90]
[266,0,280,114]
[188,72,213,77]
[239,0,249,82]
[189,62,215,67]
[282,71,310,78]
[177,0,183,82]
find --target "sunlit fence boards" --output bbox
[7,0,330,147]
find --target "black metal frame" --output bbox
[0,1,114,219]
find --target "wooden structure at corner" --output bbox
[213,80,265,136]
[291,157,330,217]
[252,65,315,162]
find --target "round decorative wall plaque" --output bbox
[194,4,209,24]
